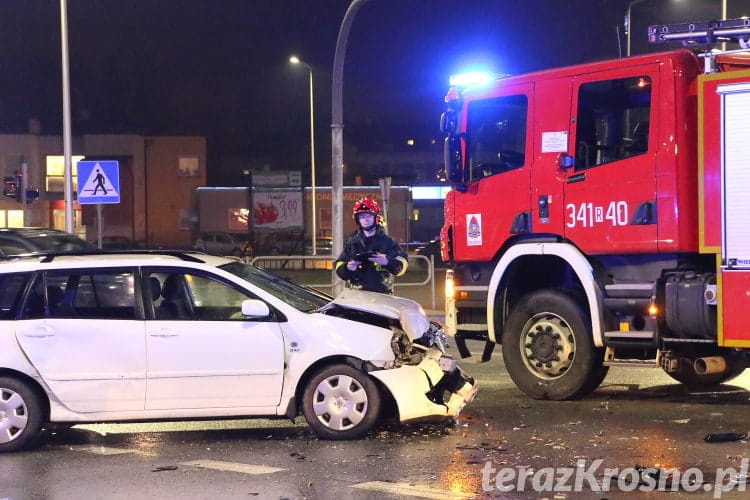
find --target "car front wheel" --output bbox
[501,290,606,400]
[0,377,44,453]
[302,364,381,440]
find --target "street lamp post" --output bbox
[721,0,727,51]
[625,0,649,56]
[289,56,317,255]
[60,0,74,232]
[331,0,371,294]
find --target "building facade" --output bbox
[0,133,206,248]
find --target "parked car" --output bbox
[257,232,305,255]
[0,227,93,257]
[0,250,476,452]
[194,232,250,257]
[305,237,334,255]
[91,235,145,250]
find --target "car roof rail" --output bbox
[98,249,208,262]
[27,249,209,263]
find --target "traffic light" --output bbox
[3,176,18,199]
[3,172,37,203]
[15,171,23,202]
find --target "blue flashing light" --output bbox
[449,72,505,88]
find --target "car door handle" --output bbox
[21,329,55,338]
[566,172,586,184]
[149,329,178,337]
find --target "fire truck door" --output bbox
[562,68,659,254]
[451,84,533,262]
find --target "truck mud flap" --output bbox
[454,334,471,358]
[454,334,496,362]
[481,340,495,362]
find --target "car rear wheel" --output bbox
[302,364,381,440]
[0,377,44,453]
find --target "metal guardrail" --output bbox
[249,254,437,310]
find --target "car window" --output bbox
[0,273,30,319]
[22,270,138,320]
[574,75,652,171]
[467,94,528,182]
[147,269,269,321]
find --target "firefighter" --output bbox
[334,197,408,294]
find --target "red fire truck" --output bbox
[440,18,750,400]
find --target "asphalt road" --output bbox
[3,339,750,499]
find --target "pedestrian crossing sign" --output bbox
[76,160,120,204]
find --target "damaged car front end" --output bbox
[321,289,478,423]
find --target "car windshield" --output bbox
[219,261,331,312]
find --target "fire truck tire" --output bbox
[665,358,745,387]
[501,290,605,400]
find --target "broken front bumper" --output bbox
[370,349,478,422]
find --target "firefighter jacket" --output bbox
[334,227,408,294]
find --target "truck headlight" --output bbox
[445,269,455,300]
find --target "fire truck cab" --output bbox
[440,18,750,400]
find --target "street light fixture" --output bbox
[289,55,317,255]
[627,0,715,57]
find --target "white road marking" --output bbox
[69,445,137,455]
[180,460,286,475]
[353,481,475,499]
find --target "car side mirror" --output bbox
[241,299,270,318]
[444,135,467,192]
[440,110,457,134]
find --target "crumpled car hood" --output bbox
[327,288,430,341]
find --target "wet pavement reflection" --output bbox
[3,340,750,499]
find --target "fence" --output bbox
[249,254,438,310]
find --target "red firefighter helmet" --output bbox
[352,197,381,227]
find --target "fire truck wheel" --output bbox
[502,290,605,400]
[665,358,745,387]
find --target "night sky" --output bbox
[0,0,741,184]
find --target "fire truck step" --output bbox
[603,358,658,367]
[604,283,654,298]
[455,324,488,332]
[603,346,657,367]
[603,330,655,339]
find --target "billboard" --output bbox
[198,187,303,233]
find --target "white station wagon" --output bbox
[0,251,476,452]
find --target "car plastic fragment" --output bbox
[369,348,477,421]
